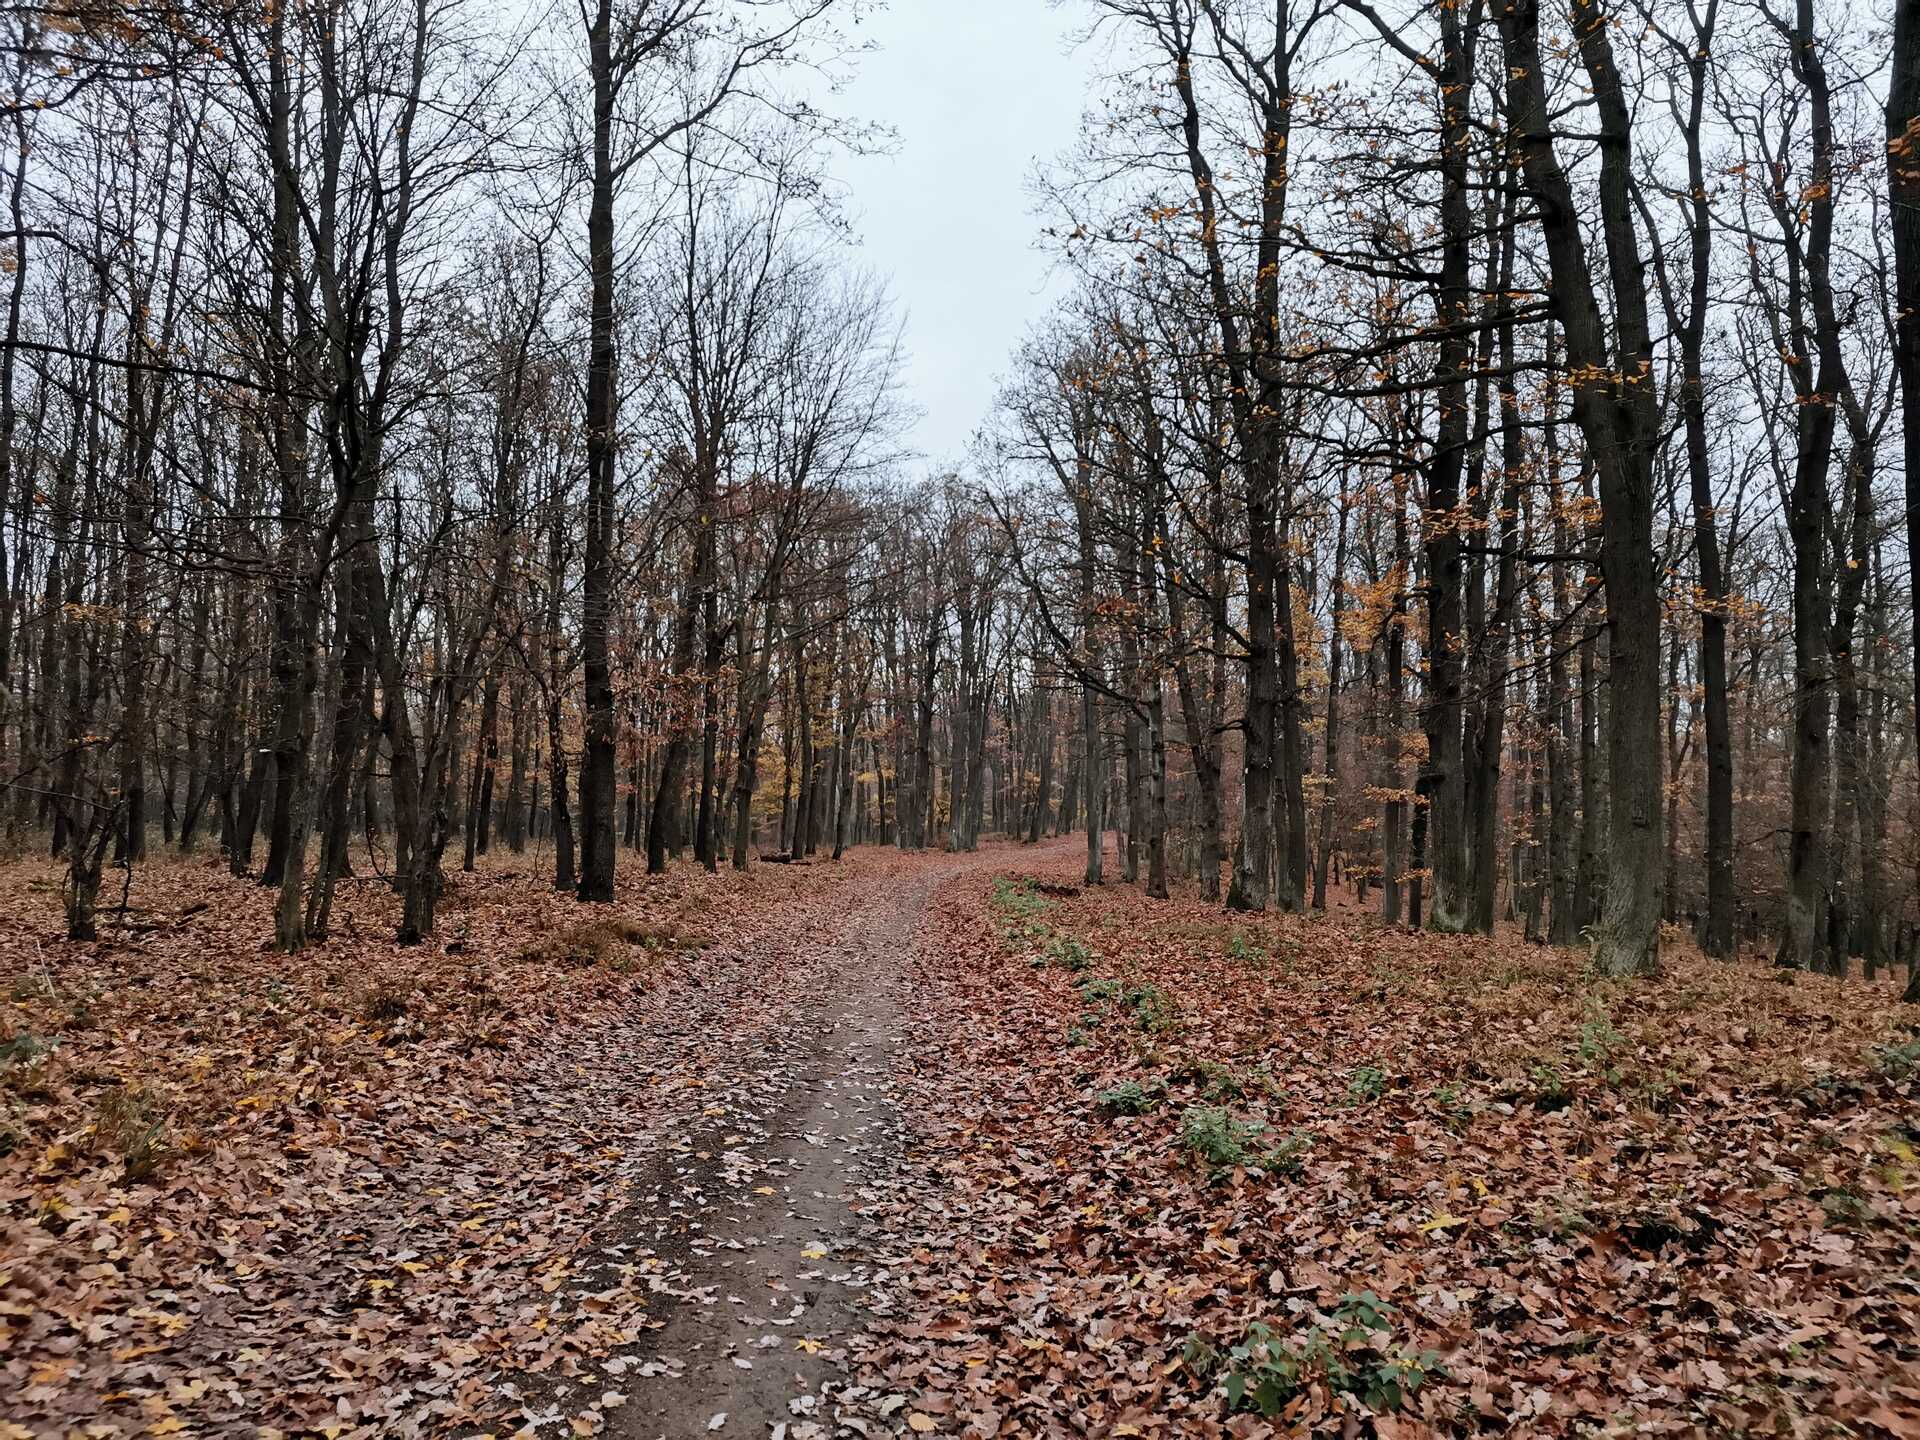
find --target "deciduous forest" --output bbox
[1,0,1916,1435]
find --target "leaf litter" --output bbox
[1,848,939,1436]
[4,839,1917,1437]
[844,853,1920,1438]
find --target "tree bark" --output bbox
[577,0,620,904]
[1500,0,1664,975]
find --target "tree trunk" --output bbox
[576,0,620,905]
[1314,497,1349,910]
[1895,0,1920,952]
[1501,0,1664,975]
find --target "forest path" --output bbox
[518,840,1037,1440]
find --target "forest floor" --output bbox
[1,838,1917,1439]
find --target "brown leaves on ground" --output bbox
[855,857,1920,1438]
[6,844,1918,1438]
[0,850,870,1437]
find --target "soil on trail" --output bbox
[513,843,1022,1440]
[8,837,1916,1438]
[0,840,1037,1439]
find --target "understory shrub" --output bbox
[1043,934,1095,972]
[1192,1291,1442,1418]
[1179,1104,1312,1179]
[992,876,1056,949]
[1871,1037,1920,1081]
[1346,1064,1386,1103]
[1095,1078,1165,1116]
[1076,975,1178,1034]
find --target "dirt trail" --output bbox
[506,844,1025,1439]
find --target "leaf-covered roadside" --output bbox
[852,863,1920,1438]
[0,852,884,1437]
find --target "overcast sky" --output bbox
[827,2,1095,468]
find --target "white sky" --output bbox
[827,1,1095,467]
